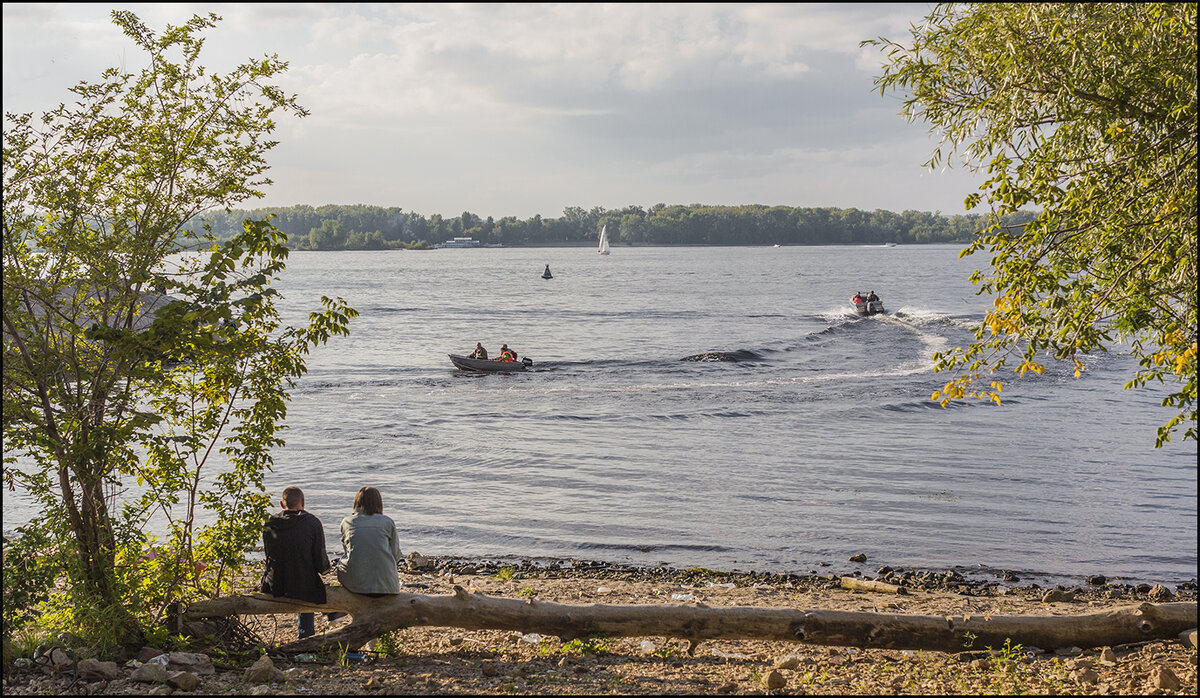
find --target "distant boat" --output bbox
[542,264,553,280]
[434,237,481,248]
[597,225,610,255]
[449,354,533,372]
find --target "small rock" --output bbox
[77,658,121,681]
[716,681,738,693]
[1042,589,1076,603]
[1055,646,1084,657]
[168,671,201,691]
[480,662,498,677]
[1179,628,1198,648]
[1147,584,1173,601]
[407,551,434,571]
[969,658,992,670]
[1098,647,1117,666]
[244,655,278,684]
[763,669,786,690]
[773,654,801,670]
[49,648,74,666]
[167,651,215,675]
[1085,575,1107,586]
[131,664,171,683]
[848,553,867,563]
[148,685,173,695]
[1071,667,1099,685]
[1149,665,1180,691]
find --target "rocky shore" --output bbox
[4,555,1196,695]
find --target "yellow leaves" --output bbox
[1073,358,1085,379]
[1170,340,1197,376]
[1016,360,1045,377]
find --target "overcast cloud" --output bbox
[2,3,984,219]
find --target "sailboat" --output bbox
[597,224,610,255]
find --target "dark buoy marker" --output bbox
[542,264,553,280]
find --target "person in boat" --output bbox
[336,486,402,598]
[852,292,864,304]
[469,342,489,359]
[867,291,879,303]
[498,344,518,362]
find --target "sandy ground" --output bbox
[4,561,1197,695]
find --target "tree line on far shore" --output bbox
[186,203,1039,250]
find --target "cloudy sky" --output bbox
[2,3,985,220]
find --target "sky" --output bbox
[2,3,987,220]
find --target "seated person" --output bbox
[261,486,333,639]
[498,344,517,362]
[867,291,879,303]
[469,342,488,359]
[852,292,863,304]
[337,486,402,597]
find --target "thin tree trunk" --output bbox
[185,587,1198,655]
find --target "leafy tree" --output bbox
[867,3,1197,446]
[2,11,356,648]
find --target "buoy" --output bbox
[542,264,552,279]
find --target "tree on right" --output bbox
[866,3,1197,447]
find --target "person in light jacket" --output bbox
[337,486,402,596]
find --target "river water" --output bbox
[4,244,1196,587]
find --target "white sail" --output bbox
[598,224,610,255]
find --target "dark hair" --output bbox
[282,486,304,509]
[353,486,384,515]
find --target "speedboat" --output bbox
[449,354,533,372]
[852,298,885,316]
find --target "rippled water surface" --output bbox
[6,245,1197,585]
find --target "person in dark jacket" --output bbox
[469,342,489,359]
[261,486,332,639]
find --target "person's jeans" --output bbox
[297,612,315,639]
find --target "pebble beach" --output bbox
[4,556,1196,695]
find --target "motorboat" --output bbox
[852,298,885,316]
[449,354,533,372]
[434,237,482,248]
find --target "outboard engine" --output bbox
[522,357,533,367]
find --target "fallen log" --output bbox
[839,576,908,595]
[185,586,1198,655]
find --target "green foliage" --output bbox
[518,586,538,598]
[2,11,354,647]
[867,3,1197,446]
[495,566,519,581]
[559,635,610,656]
[188,201,1033,249]
[372,630,403,658]
[1,525,62,641]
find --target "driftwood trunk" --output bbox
[185,586,1198,655]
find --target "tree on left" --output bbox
[2,11,356,651]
